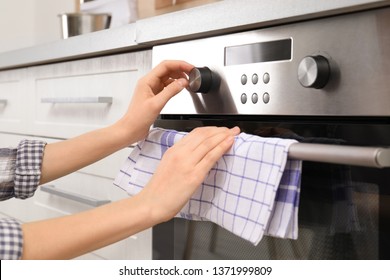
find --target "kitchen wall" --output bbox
[0,0,75,53]
[138,0,220,19]
[0,0,221,53]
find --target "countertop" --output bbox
[1,0,390,70]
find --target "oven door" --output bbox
[152,116,390,260]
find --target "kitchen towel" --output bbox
[114,128,302,245]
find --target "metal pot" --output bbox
[59,13,111,39]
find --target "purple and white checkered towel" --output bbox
[114,128,302,245]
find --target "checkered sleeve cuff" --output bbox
[15,140,47,199]
[0,218,23,260]
[0,148,17,200]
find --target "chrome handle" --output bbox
[40,96,113,104]
[40,185,111,207]
[289,143,390,168]
[0,99,7,104]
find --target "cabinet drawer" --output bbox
[0,69,28,134]
[93,228,152,260]
[0,132,27,146]
[37,173,115,214]
[36,173,151,260]
[30,51,152,138]
[34,70,136,138]
[0,167,119,223]
[81,146,134,179]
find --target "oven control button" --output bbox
[252,74,259,84]
[241,93,247,104]
[262,92,270,104]
[263,72,270,84]
[241,74,248,85]
[251,93,258,104]
[297,55,330,89]
[189,67,214,93]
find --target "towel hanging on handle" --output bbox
[114,128,302,245]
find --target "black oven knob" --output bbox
[297,55,330,89]
[188,67,214,93]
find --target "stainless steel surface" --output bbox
[40,96,113,104]
[153,7,390,116]
[297,56,330,89]
[1,0,390,70]
[40,185,111,207]
[59,13,111,39]
[138,0,390,45]
[289,143,390,168]
[188,67,214,93]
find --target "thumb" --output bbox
[154,78,188,107]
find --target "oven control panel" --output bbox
[153,7,390,116]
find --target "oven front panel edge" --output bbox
[153,8,390,117]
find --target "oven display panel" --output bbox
[224,38,292,66]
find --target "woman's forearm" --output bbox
[21,193,153,260]
[39,122,133,185]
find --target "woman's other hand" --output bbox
[138,126,241,224]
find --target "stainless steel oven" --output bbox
[151,7,390,259]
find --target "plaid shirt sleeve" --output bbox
[0,218,23,259]
[14,140,47,199]
[0,139,46,200]
[0,139,46,259]
[0,147,17,200]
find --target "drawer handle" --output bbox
[40,185,111,207]
[40,97,113,104]
[0,99,7,104]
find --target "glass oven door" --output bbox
[153,116,390,260]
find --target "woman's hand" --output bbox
[39,60,193,186]
[138,126,241,224]
[117,60,194,145]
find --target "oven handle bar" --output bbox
[288,143,390,168]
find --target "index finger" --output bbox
[150,60,194,80]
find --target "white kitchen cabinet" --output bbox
[0,50,153,259]
[0,68,29,134]
[30,51,151,139]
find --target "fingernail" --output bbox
[230,126,240,135]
